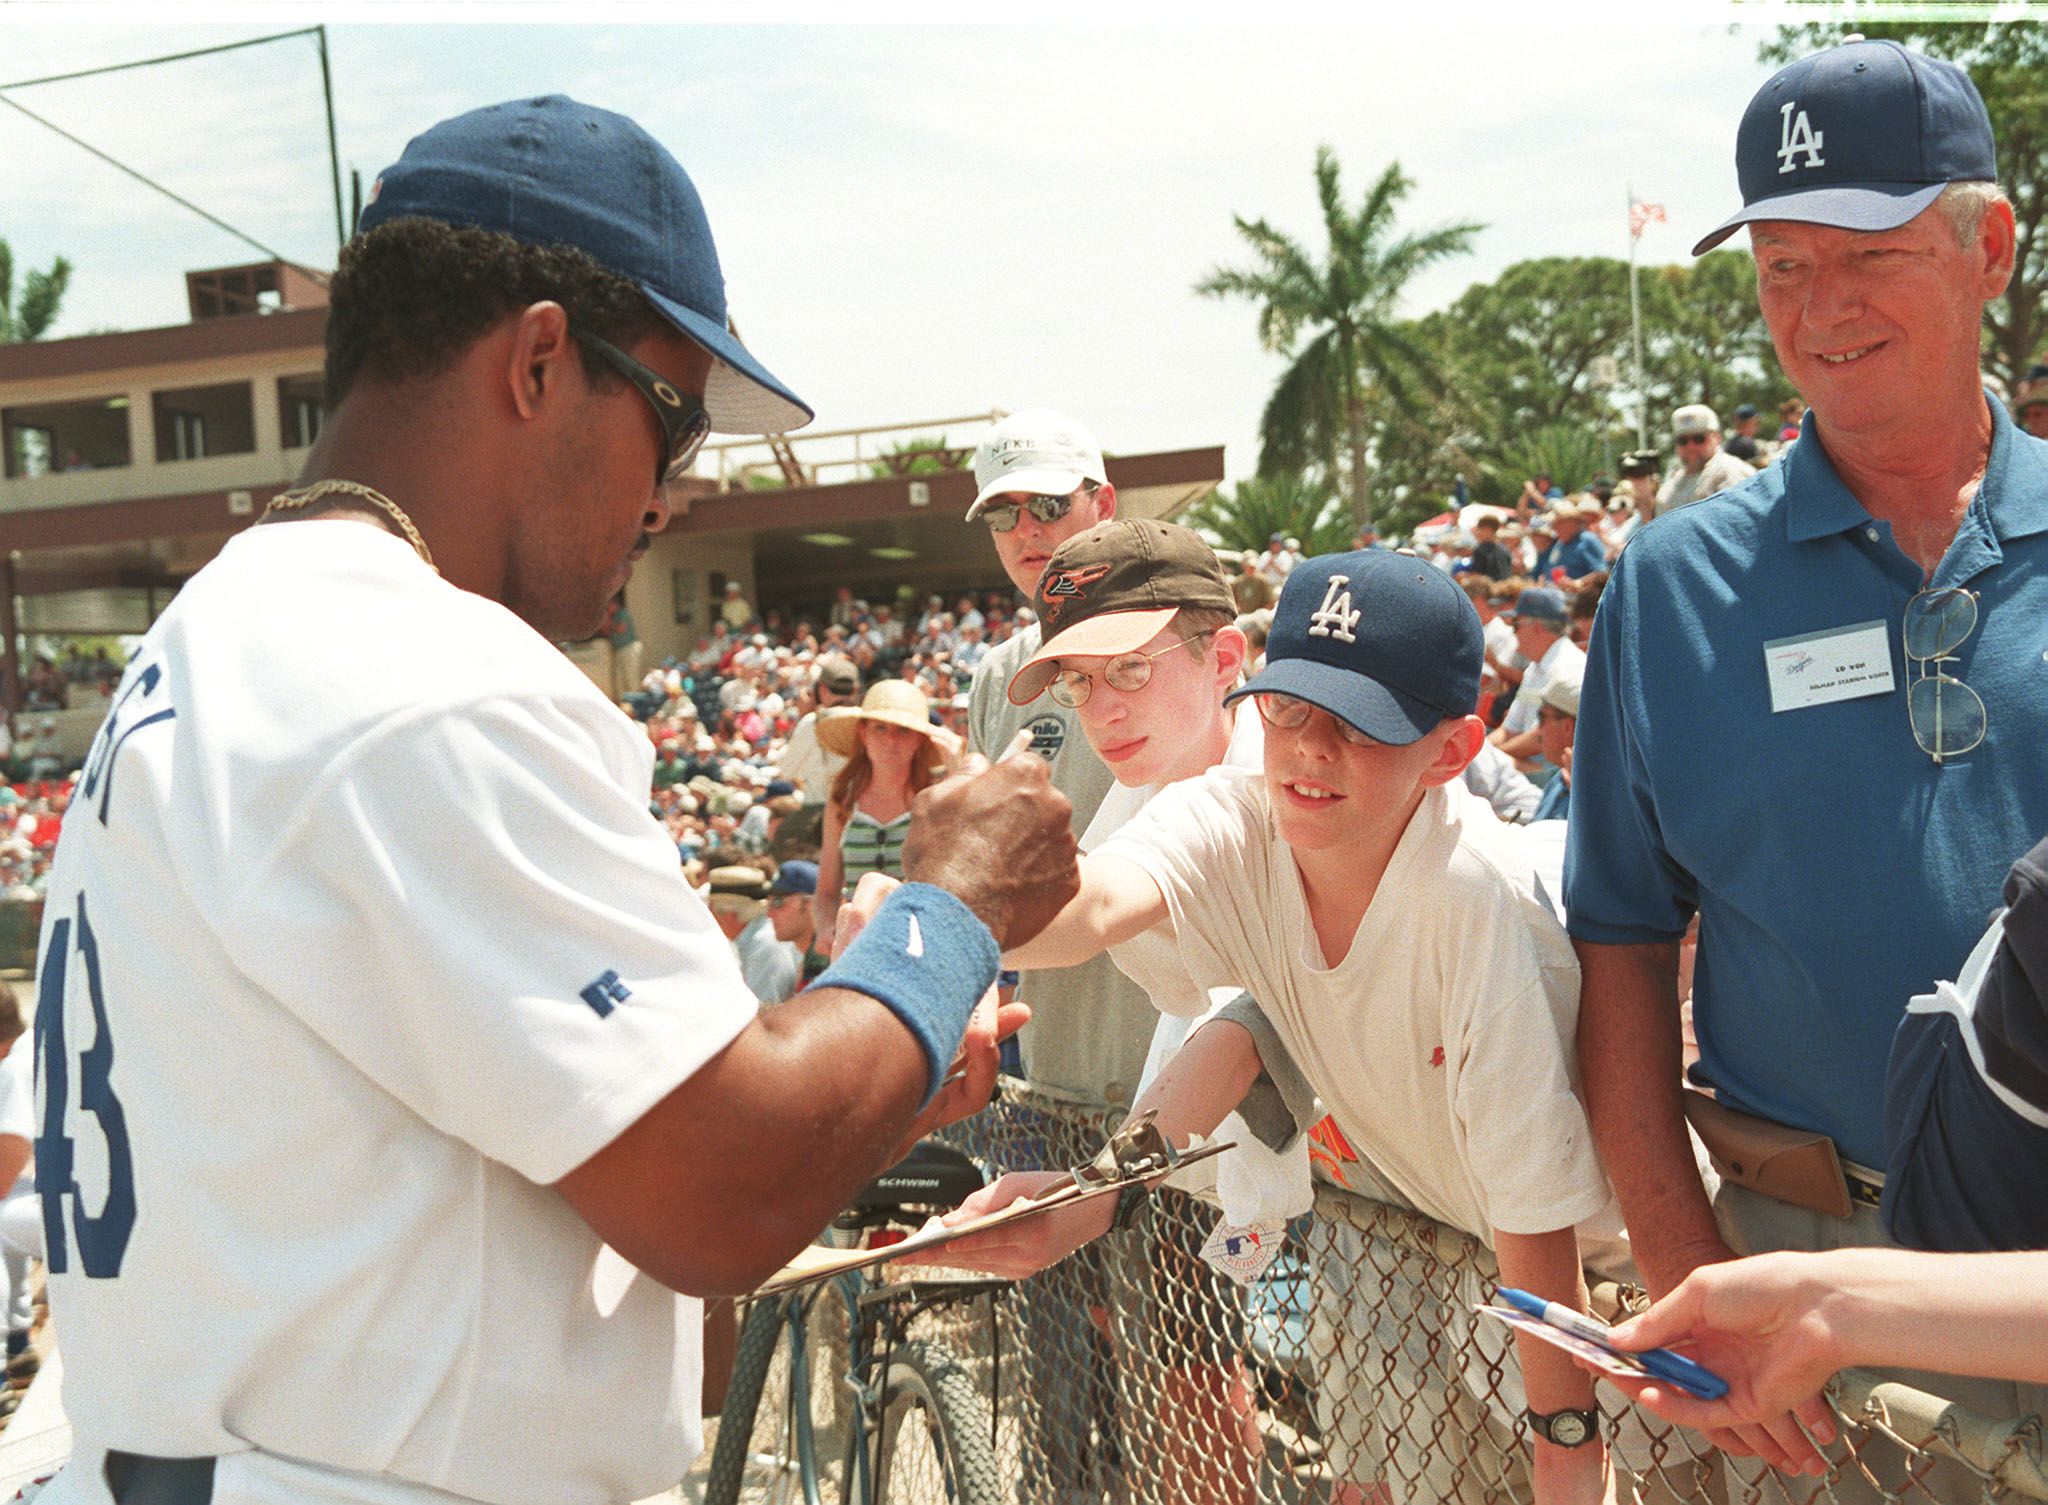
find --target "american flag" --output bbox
[1629,199,1668,239]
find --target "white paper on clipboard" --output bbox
[756,1139,1231,1296]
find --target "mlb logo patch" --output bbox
[1200,1217,1285,1286]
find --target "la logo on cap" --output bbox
[1777,101,1825,173]
[1306,574,1362,645]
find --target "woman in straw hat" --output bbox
[813,680,956,938]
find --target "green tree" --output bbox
[1640,249,1794,419]
[1359,253,1789,512]
[1761,18,2048,387]
[1432,256,1638,432]
[1196,147,1481,529]
[865,435,969,479]
[1179,472,1355,558]
[0,238,71,344]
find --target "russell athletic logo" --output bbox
[1306,574,1363,644]
[1777,101,1826,173]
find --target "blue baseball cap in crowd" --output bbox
[768,860,819,897]
[1224,551,1482,746]
[1508,586,1569,627]
[358,95,812,435]
[1693,40,1997,255]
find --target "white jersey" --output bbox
[36,521,759,1505]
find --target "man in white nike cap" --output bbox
[962,409,1160,1501]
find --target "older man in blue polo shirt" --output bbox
[1566,39,2048,1480]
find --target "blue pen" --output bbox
[1496,1287,1729,1401]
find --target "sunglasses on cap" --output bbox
[981,492,1079,533]
[570,325,713,489]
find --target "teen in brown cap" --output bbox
[1010,519,1240,704]
[1005,517,1273,1503]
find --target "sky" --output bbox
[0,2,1913,485]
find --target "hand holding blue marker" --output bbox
[1496,1287,1730,1401]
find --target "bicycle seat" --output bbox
[847,1140,985,1218]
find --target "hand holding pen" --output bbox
[1574,1261,1842,1476]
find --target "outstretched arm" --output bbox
[1596,1246,2048,1469]
[1001,852,1170,970]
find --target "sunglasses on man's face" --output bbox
[1674,433,1714,448]
[570,325,713,489]
[981,492,1078,533]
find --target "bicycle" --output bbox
[702,1139,1009,1505]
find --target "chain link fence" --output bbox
[691,1078,2046,1505]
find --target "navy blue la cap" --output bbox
[358,95,812,435]
[1693,39,1996,256]
[1224,550,1482,746]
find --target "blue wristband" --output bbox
[812,883,1001,1106]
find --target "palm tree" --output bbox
[0,238,71,344]
[1197,148,1480,529]
[1180,473,1353,559]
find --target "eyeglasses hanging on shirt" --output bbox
[1904,586,1985,765]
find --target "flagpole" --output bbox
[1628,183,1647,450]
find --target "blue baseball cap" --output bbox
[1693,40,1997,255]
[768,860,819,897]
[359,95,812,435]
[1224,551,1482,746]
[1507,586,1569,627]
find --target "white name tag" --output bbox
[1762,620,1895,713]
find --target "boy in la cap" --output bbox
[923,551,1628,1505]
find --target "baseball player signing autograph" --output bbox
[30,99,1075,1505]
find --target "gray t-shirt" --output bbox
[970,626,1155,1109]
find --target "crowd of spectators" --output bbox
[619,395,1806,981]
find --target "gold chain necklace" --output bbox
[262,480,437,573]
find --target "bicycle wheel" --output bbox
[868,1340,1002,1505]
[704,1297,805,1505]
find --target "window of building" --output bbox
[153,382,255,463]
[1,396,133,479]
[277,375,324,450]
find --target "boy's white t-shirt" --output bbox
[1078,708,1311,1225]
[36,522,759,1505]
[1094,766,1616,1244]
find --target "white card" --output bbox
[1200,1217,1285,1286]
[1762,620,1895,713]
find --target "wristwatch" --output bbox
[1525,1407,1598,1448]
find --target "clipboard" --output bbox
[756,1113,1231,1296]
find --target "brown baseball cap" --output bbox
[1007,519,1236,705]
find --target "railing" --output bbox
[699,412,1003,493]
[694,1077,2047,1505]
